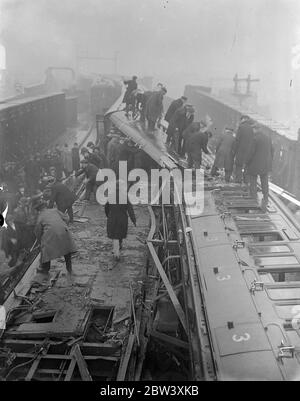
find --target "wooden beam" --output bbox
[64,358,76,381]
[116,333,135,381]
[151,330,189,350]
[72,344,92,381]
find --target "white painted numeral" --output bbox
[232,333,251,342]
[216,275,231,281]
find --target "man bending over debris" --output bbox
[32,199,77,278]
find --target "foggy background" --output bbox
[0,0,300,129]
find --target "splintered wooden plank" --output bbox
[4,255,40,312]
[64,358,76,381]
[151,330,189,349]
[116,333,135,381]
[25,357,42,381]
[73,344,92,381]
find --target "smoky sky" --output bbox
[0,0,300,122]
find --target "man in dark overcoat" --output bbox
[105,181,136,261]
[145,87,167,131]
[48,179,76,223]
[166,105,194,154]
[123,76,138,115]
[234,115,254,183]
[76,160,99,201]
[71,143,81,173]
[165,96,187,123]
[185,124,210,169]
[211,128,236,182]
[33,199,77,276]
[245,124,274,209]
[136,91,153,123]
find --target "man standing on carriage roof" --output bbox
[234,115,254,184]
[245,123,274,211]
[165,96,188,123]
[145,86,167,132]
[123,76,138,116]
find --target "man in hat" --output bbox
[47,178,76,223]
[234,115,254,183]
[81,147,102,169]
[76,160,99,201]
[24,155,40,195]
[105,180,136,261]
[184,121,210,168]
[136,90,153,123]
[245,124,274,210]
[211,128,236,182]
[166,104,195,154]
[71,143,80,173]
[123,76,138,116]
[145,87,167,131]
[32,199,77,277]
[61,144,73,178]
[165,96,188,123]
[13,197,35,251]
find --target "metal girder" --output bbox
[150,330,189,350]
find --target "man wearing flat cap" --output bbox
[245,124,274,210]
[211,128,236,182]
[234,115,254,183]
[145,86,167,132]
[166,104,195,154]
[32,198,77,278]
[165,96,188,123]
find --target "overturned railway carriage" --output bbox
[0,93,66,162]
[105,92,300,380]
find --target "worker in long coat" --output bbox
[123,76,138,115]
[165,96,187,123]
[33,199,77,275]
[182,122,200,155]
[48,179,76,223]
[62,144,73,178]
[185,123,210,169]
[105,181,136,261]
[71,143,80,172]
[136,90,153,123]
[234,115,254,183]
[211,128,236,182]
[145,87,167,131]
[166,105,194,154]
[107,136,123,174]
[245,125,274,209]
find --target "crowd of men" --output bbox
[0,141,93,270]
[0,77,276,279]
[123,76,274,210]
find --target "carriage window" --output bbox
[271,272,300,282]
[236,223,276,231]
[254,255,298,267]
[229,207,262,214]
[249,245,291,255]
[267,287,300,301]
[241,232,283,242]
